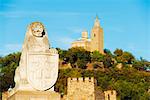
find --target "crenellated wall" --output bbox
[104,90,117,100]
[68,77,94,83]
[66,77,95,100]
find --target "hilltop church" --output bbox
[71,16,104,54]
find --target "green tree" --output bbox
[104,49,112,56]
[56,48,68,60]
[103,55,112,68]
[0,52,21,92]
[66,47,91,68]
[93,62,104,69]
[91,51,104,62]
[76,59,87,69]
[121,51,135,64]
[114,48,123,56]
[133,61,144,70]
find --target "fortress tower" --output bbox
[91,16,104,54]
[104,90,117,100]
[66,77,95,100]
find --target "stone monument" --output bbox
[3,22,60,100]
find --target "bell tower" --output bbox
[91,16,104,54]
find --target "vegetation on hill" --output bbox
[0,47,150,99]
[55,68,150,100]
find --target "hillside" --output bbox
[0,47,150,99]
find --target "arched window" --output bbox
[94,33,96,37]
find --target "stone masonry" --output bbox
[65,77,95,100]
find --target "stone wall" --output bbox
[104,90,117,100]
[66,77,95,100]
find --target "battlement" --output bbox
[104,90,117,100]
[104,90,116,95]
[68,77,94,83]
[67,77,95,100]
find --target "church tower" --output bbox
[90,16,104,54]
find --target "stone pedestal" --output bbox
[7,90,60,100]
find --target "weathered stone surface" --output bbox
[104,90,117,100]
[8,90,60,100]
[66,77,95,100]
[14,22,59,91]
[3,22,60,99]
[27,52,58,90]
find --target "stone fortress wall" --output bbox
[104,90,117,100]
[62,77,117,100]
[65,77,95,100]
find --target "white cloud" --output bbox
[5,43,22,51]
[0,36,73,56]
[0,43,22,56]
[50,36,74,49]
[57,37,74,44]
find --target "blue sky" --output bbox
[0,0,149,61]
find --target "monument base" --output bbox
[3,90,60,100]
